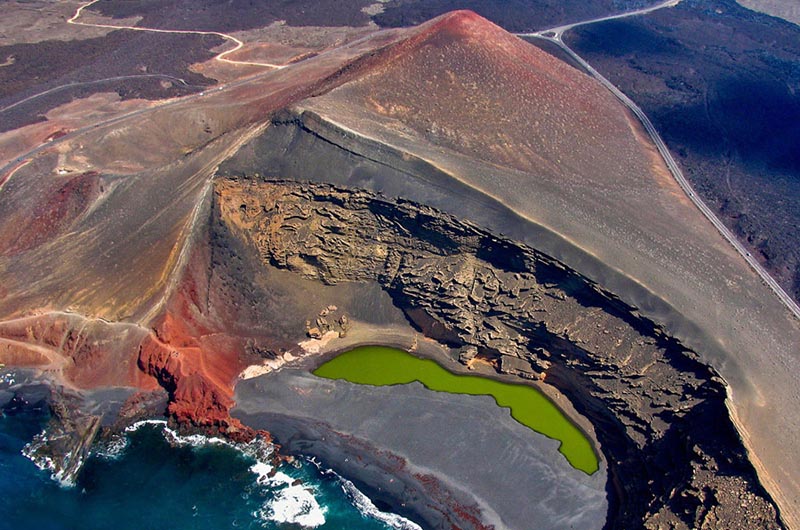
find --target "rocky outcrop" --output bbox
[22,389,102,486]
[0,307,264,445]
[216,178,782,529]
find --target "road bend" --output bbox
[0,11,389,191]
[517,0,682,40]
[516,1,800,320]
[68,0,286,69]
[0,74,201,115]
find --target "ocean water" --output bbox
[0,400,420,530]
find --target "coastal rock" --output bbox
[22,389,101,486]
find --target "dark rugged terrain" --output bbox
[90,0,374,31]
[0,31,221,132]
[566,0,800,301]
[217,178,780,529]
[373,0,657,32]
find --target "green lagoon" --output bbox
[313,345,599,474]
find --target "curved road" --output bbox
[517,0,682,39]
[517,1,800,320]
[0,74,203,115]
[0,21,386,190]
[68,0,286,69]
[0,67,272,190]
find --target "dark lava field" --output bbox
[566,0,800,300]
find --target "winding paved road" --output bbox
[68,0,286,69]
[517,0,682,39]
[517,1,800,321]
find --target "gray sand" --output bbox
[234,370,608,530]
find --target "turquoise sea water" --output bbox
[0,404,419,530]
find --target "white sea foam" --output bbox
[94,434,129,460]
[309,458,423,529]
[250,461,275,483]
[1,371,16,386]
[22,418,410,529]
[262,482,327,528]
[22,433,77,487]
[341,478,423,530]
[124,421,326,528]
[124,419,275,463]
[124,419,168,432]
[251,462,327,528]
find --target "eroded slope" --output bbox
[219,12,800,521]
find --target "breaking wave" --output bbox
[102,420,416,529]
[340,475,423,530]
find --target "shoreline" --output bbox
[238,319,606,468]
[233,367,608,530]
[231,314,614,529]
[253,410,490,529]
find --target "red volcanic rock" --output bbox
[0,171,101,256]
[0,313,158,389]
[0,207,270,438]
[136,324,258,440]
[415,9,504,40]
[132,221,273,439]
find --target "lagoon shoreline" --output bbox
[233,365,609,530]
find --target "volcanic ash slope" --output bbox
[221,10,800,526]
[0,8,797,530]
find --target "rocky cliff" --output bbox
[216,177,781,529]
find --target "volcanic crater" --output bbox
[1,8,797,530]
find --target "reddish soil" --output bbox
[0,223,274,437]
[137,239,261,439]
[317,10,661,190]
[0,171,101,255]
[0,264,263,439]
[0,313,156,389]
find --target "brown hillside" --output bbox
[310,10,672,201]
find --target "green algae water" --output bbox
[314,346,599,475]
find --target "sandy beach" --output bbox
[234,369,608,530]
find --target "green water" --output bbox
[313,346,599,474]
